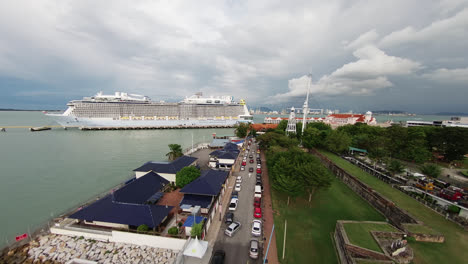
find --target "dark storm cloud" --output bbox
[0,0,467,112]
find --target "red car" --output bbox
[242,161,246,166]
[250,159,254,163]
[254,207,262,218]
[253,197,261,208]
[256,168,262,174]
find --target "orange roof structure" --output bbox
[251,123,278,131]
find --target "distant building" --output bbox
[407,116,468,128]
[324,111,376,126]
[133,155,198,183]
[209,143,240,170]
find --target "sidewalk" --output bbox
[261,151,279,264]
[205,173,237,245]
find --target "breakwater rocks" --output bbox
[1,234,178,264]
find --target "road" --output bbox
[213,141,263,264]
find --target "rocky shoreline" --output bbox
[1,234,177,264]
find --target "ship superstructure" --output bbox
[47,92,252,128]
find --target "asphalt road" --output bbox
[213,142,263,264]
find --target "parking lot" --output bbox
[213,141,264,264]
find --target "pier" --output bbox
[0,124,236,131]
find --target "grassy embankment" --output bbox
[343,222,398,253]
[320,150,468,264]
[271,176,385,263]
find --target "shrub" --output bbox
[168,227,179,236]
[137,224,150,233]
[178,222,183,228]
[447,205,461,214]
[190,221,204,238]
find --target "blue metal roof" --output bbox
[224,142,239,150]
[146,191,165,204]
[183,216,206,227]
[179,170,229,196]
[133,156,197,174]
[113,171,169,204]
[69,195,173,228]
[180,194,213,208]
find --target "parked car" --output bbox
[225,221,241,237]
[249,154,253,158]
[256,164,261,169]
[229,198,238,211]
[256,173,262,177]
[256,175,262,181]
[257,160,261,164]
[241,166,245,171]
[235,183,242,192]
[254,185,262,198]
[249,167,254,172]
[251,220,262,236]
[249,239,259,259]
[250,159,254,163]
[242,161,246,166]
[254,207,262,218]
[231,190,239,198]
[210,250,226,264]
[257,149,260,154]
[256,168,262,174]
[236,176,242,183]
[253,197,261,208]
[225,212,234,225]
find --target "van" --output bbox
[254,185,262,198]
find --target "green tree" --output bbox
[270,156,305,197]
[420,164,441,178]
[137,224,149,233]
[326,130,352,154]
[249,128,257,137]
[430,127,468,162]
[277,120,288,132]
[387,160,404,176]
[190,220,203,238]
[234,123,250,138]
[302,127,322,150]
[166,144,183,161]
[296,158,333,201]
[168,227,179,236]
[295,122,303,139]
[176,166,201,188]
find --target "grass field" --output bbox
[343,222,398,253]
[320,150,468,264]
[403,223,438,235]
[271,176,386,264]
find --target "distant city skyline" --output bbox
[0,1,467,113]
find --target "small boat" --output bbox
[30,126,52,132]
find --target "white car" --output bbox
[225,221,241,237]
[235,183,241,192]
[256,164,261,169]
[240,166,245,171]
[251,220,262,236]
[236,176,242,183]
[229,198,238,211]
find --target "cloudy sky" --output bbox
[0,0,467,113]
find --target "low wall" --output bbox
[50,228,110,242]
[407,232,445,243]
[110,231,186,251]
[50,227,186,251]
[313,150,418,229]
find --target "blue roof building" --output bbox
[68,171,173,230]
[179,170,229,213]
[133,155,198,183]
[208,142,239,170]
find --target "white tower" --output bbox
[286,107,297,135]
[302,74,312,134]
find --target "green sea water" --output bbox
[0,111,234,248]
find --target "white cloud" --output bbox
[344,29,379,50]
[423,67,468,84]
[271,45,420,102]
[379,8,468,48]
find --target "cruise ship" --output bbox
[46,92,253,128]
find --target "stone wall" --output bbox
[408,232,445,243]
[313,150,418,229]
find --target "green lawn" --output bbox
[343,222,398,253]
[319,150,468,264]
[271,176,386,264]
[402,223,438,235]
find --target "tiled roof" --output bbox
[179,170,229,196]
[133,155,197,174]
[69,195,173,228]
[113,171,169,204]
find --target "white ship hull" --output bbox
[46,114,247,128]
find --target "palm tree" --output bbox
[166,144,183,161]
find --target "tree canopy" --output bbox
[420,164,442,178]
[235,122,250,138]
[176,166,201,188]
[166,144,183,161]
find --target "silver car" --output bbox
[249,239,259,259]
[224,221,241,237]
[251,220,262,236]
